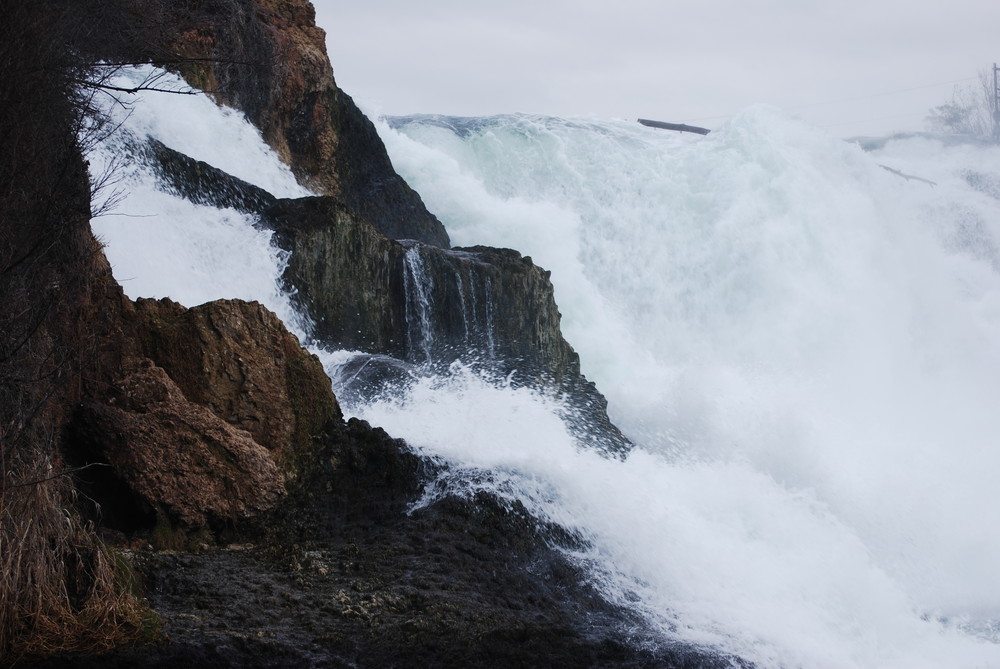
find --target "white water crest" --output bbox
[365,110,1000,667]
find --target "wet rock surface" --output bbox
[29,419,736,669]
[327,354,416,406]
[264,196,410,355]
[162,0,450,247]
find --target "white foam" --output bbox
[86,66,309,333]
[84,69,1000,665]
[372,108,1000,667]
[94,66,309,198]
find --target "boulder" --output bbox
[67,297,341,536]
[132,297,340,466]
[72,360,285,530]
[327,353,417,406]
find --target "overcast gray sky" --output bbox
[314,1,999,138]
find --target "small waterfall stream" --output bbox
[402,244,436,364]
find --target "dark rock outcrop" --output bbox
[262,198,575,376]
[262,197,631,454]
[161,0,451,248]
[143,139,277,214]
[402,244,575,375]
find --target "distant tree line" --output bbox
[926,68,998,139]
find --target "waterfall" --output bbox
[401,245,506,368]
[86,67,1000,667]
[368,109,1000,668]
[481,274,496,358]
[402,244,436,364]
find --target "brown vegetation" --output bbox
[0,1,157,661]
[1,1,354,656]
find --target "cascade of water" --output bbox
[87,66,310,336]
[453,270,470,343]
[449,254,494,361]
[369,109,1000,668]
[482,275,496,358]
[85,68,1000,667]
[402,244,436,364]
[401,245,512,367]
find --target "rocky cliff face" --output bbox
[260,196,630,453]
[0,0,682,663]
[161,0,451,248]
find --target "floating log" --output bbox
[638,118,710,135]
[879,164,936,187]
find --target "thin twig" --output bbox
[6,463,112,490]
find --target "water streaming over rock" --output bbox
[401,243,511,367]
[402,244,436,363]
[88,68,1000,667]
[370,110,1000,668]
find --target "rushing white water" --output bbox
[87,66,311,332]
[363,110,1000,667]
[86,68,1000,667]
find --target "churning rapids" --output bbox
[89,67,1000,668]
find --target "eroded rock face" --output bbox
[264,196,410,355]
[132,297,341,466]
[163,0,450,247]
[72,361,286,530]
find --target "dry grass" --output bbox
[0,454,156,665]
[0,2,159,663]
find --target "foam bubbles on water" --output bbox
[374,107,1000,667]
[349,362,1000,669]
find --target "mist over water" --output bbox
[371,110,1000,666]
[86,68,1000,667]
